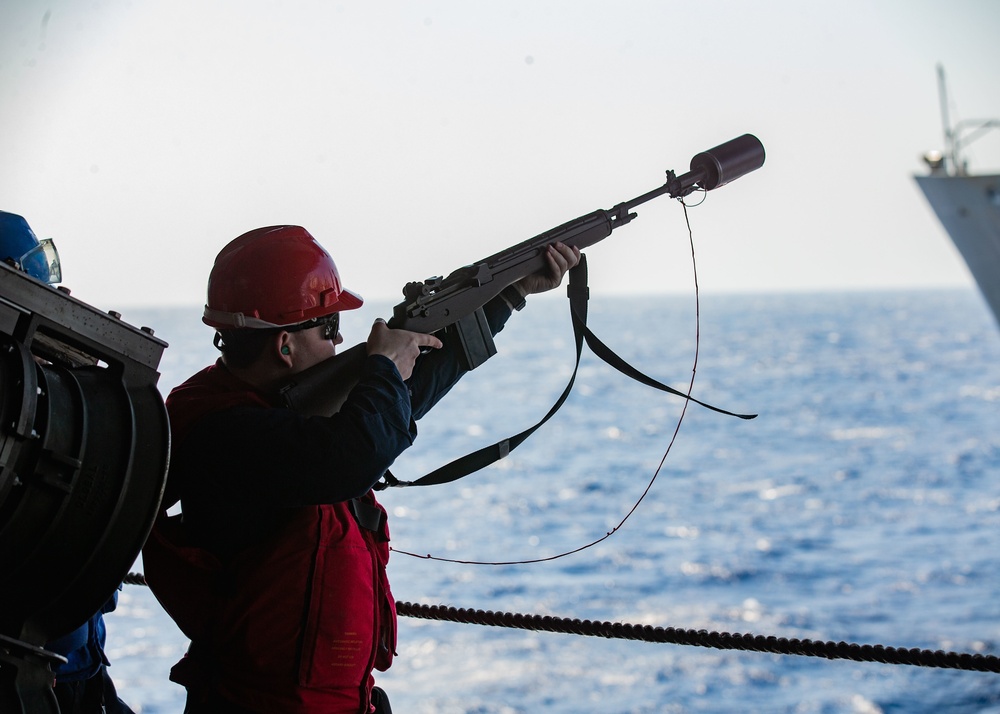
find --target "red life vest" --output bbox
[143,361,396,714]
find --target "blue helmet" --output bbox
[0,211,62,284]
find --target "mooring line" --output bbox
[394,601,1000,673]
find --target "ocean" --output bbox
[103,289,1000,713]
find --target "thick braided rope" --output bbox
[395,601,1000,673]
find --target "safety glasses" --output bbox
[287,312,340,341]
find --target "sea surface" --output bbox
[104,289,1000,713]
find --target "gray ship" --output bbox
[914,65,1000,327]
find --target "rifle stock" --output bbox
[279,342,367,416]
[281,134,765,417]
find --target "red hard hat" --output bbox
[203,225,363,330]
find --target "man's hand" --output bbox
[516,242,582,296]
[366,319,442,380]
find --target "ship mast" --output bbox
[936,64,957,175]
[934,63,1000,177]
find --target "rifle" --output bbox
[281,133,765,417]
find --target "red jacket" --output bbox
[144,360,400,714]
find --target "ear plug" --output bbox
[281,346,290,355]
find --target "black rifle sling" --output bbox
[378,253,752,490]
[378,257,590,489]
[570,303,757,420]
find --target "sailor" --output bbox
[0,210,135,714]
[143,225,578,713]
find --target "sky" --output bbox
[1,0,998,312]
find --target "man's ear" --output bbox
[276,332,294,365]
